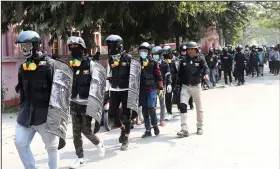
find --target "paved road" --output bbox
[2,66,279,169]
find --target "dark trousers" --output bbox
[223,68,232,84]
[218,68,222,80]
[72,113,100,158]
[272,61,280,74]
[109,90,131,134]
[236,66,245,83]
[166,83,176,114]
[250,62,259,77]
[269,61,272,73]
[142,107,157,131]
[165,92,172,114]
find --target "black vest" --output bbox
[179,56,203,85]
[20,57,53,126]
[140,60,157,89]
[71,58,92,99]
[110,55,131,89]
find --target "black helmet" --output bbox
[67,36,87,50]
[16,30,41,44]
[179,44,187,52]
[106,34,123,55]
[186,42,198,49]
[138,42,151,52]
[162,45,172,54]
[172,50,178,56]
[236,44,243,51]
[222,47,228,52]
[151,46,162,54]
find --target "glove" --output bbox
[166,85,172,93]
[158,90,164,99]
[175,85,181,95]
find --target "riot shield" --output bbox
[127,58,141,113]
[86,61,106,124]
[45,58,73,150]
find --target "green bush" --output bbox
[1,81,8,111]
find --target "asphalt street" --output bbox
[2,66,279,169]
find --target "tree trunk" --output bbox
[82,26,92,55]
[175,35,180,51]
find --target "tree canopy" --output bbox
[1,1,253,50]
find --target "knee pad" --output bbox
[179,103,187,113]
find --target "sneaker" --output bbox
[120,137,129,151]
[96,141,105,157]
[197,128,203,135]
[160,120,166,127]
[153,126,160,136]
[237,82,241,86]
[70,158,86,169]
[177,130,189,138]
[165,114,173,121]
[142,131,152,138]
[119,130,125,143]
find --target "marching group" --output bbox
[13,30,280,169]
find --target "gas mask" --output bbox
[69,46,84,67]
[19,43,33,58]
[70,47,83,59]
[111,54,121,66]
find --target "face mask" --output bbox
[71,47,83,58]
[140,52,148,59]
[153,54,159,60]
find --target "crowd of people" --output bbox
[13,30,280,169]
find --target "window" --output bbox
[52,40,58,55]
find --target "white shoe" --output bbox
[70,158,86,169]
[96,140,105,157]
[165,114,173,121]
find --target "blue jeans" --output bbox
[139,90,158,131]
[209,68,217,86]
[14,123,59,169]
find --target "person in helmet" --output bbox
[139,43,163,138]
[220,47,234,85]
[67,36,105,168]
[162,45,176,122]
[244,47,251,76]
[234,45,246,85]
[274,45,280,75]
[150,45,170,126]
[249,45,260,77]
[14,30,72,169]
[214,47,222,81]
[106,35,134,151]
[268,45,276,74]
[205,47,219,87]
[257,46,265,76]
[173,44,194,110]
[175,42,209,137]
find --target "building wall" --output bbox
[1,26,102,106]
